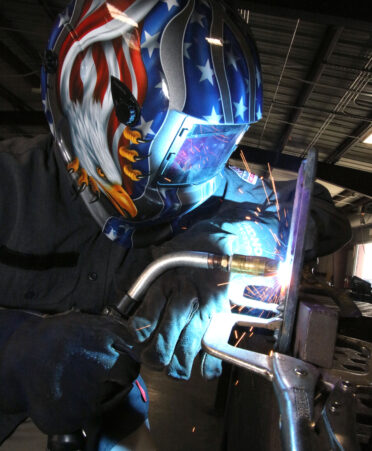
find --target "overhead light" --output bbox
[362,132,372,144]
[205,37,223,47]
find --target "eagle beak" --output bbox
[105,183,138,218]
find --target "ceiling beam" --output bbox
[234,145,372,198]
[0,41,40,88]
[233,0,372,31]
[324,121,372,164]
[276,26,343,155]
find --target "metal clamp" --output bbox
[202,312,319,451]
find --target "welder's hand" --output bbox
[0,309,139,435]
[123,200,281,381]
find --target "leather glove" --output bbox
[120,195,283,381]
[0,310,139,435]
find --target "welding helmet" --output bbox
[42,0,263,246]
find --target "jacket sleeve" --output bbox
[0,135,127,314]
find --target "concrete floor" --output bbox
[142,361,224,451]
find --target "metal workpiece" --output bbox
[272,354,320,451]
[322,381,360,451]
[277,148,317,353]
[294,296,339,368]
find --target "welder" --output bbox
[0,1,350,450]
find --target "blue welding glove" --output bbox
[121,194,283,381]
[0,309,140,436]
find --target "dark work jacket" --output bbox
[0,135,141,443]
[0,134,131,314]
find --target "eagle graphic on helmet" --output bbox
[42,0,263,246]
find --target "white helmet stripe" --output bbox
[160,0,195,111]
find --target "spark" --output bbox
[261,177,271,204]
[238,188,244,194]
[245,216,251,220]
[181,226,188,230]
[249,326,254,332]
[256,206,261,212]
[164,177,172,182]
[249,331,254,338]
[254,211,259,217]
[230,304,237,310]
[267,162,281,221]
[234,331,246,347]
[234,380,239,386]
[234,330,238,339]
[269,350,274,357]
[240,149,252,173]
[217,281,230,286]
[136,324,151,331]
[269,228,282,247]
[192,426,196,433]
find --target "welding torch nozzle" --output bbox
[208,254,278,276]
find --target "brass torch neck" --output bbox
[229,254,278,276]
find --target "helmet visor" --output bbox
[158,122,248,186]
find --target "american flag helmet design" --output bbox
[42,0,263,244]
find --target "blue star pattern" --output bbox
[247,35,264,122]
[183,1,223,123]
[223,24,251,124]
